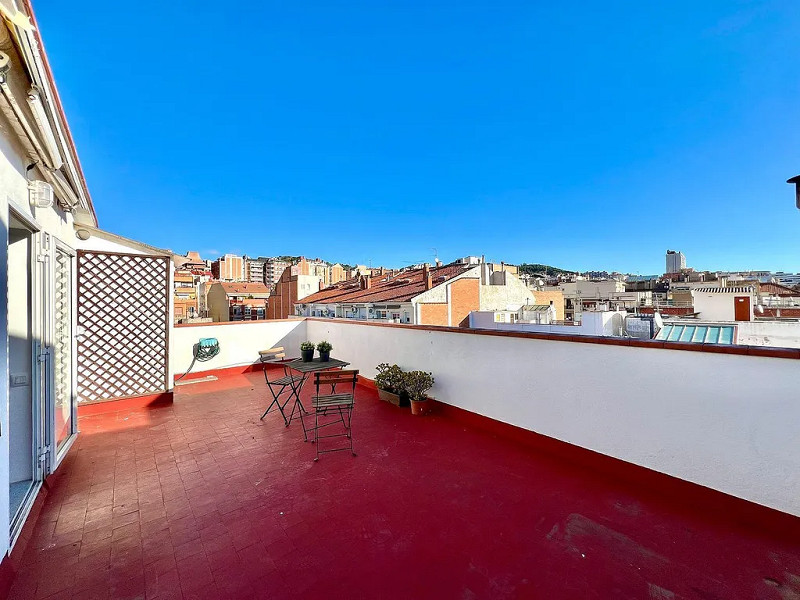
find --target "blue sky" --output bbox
[38,1,800,273]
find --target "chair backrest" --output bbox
[259,347,286,363]
[314,369,359,395]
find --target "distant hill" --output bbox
[518,263,575,277]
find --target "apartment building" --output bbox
[211,253,244,281]
[666,249,686,274]
[262,257,290,288]
[244,256,265,283]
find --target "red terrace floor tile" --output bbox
[6,371,800,599]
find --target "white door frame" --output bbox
[7,203,45,548]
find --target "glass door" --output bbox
[51,241,77,467]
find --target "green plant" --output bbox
[374,363,404,394]
[400,370,434,402]
[300,341,315,351]
[317,340,332,352]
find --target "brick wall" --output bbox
[267,271,297,320]
[450,277,480,327]
[419,303,448,326]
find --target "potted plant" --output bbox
[374,363,407,407]
[317,340,332,362]
[402,370,435,416]
[300,341,315,362]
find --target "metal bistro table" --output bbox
[285,357,349,441]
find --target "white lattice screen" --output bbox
[76,251,170,403]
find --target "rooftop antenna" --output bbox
[431,247,438,263]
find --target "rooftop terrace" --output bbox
[7,371,800,599]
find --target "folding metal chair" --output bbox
[310,369,359,461]
[258,347,306,427]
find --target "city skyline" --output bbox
[181,247,800,279]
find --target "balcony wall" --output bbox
[171,319,307,376]
[305,318,800,518]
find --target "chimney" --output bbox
[423,263,432,290]
[360,275,371,290]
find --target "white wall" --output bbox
[171,319,307,376]
[307,319,800,517]
[470,310,624,336]
[479,271,534,311]
[693,292,754,322]
[737,320,800,348]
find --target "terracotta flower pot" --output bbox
[410,397,432,416]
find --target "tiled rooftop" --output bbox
[7,372,800,599]
[300,263,471,304]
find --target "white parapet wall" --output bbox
[307,318,800,517]
[171,319,308,376]
[470,310,624,336]
[736,320,800,348]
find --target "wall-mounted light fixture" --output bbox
[75,229,91,241]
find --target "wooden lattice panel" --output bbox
[77,251,169,403]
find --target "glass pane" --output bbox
[718,327,734,345]
[706,326,721,344]
[678,326,694,342]
[54,248,73,450]
[667,325,683,341]
[691,326,708,342]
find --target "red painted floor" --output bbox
[6,372,800,599]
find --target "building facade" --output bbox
[244,256,265,283]
[262,257,290,288]
[329,263,346,284]
[211,253,244,281]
